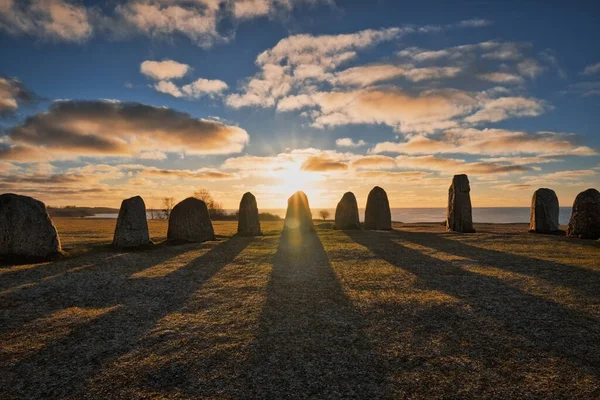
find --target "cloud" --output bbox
[0,77,35,115]
[125,165,237,180]
[140,60,191,80]
[372,129,596,157]
[350,155,396,169]
[153,80,184,97]
[334,64,462,86]
[301,154,348,171]
[309,88,476,133]
[541,170,597,180]
[233,0,270,19]
[182,78,228,98]
[226,27,406,108]
[0,100,249,161]
[0,0,92,42]
[335,138,366,148]
[566,82,600,97]
[463,96,548,123]
[583,62,600,76]
[396,155,530,175]
[457,18,492,28]
[477,72,525,85]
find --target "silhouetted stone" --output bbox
[167,197,215,243]
[113,196,151,248]
[0,193,61,259]
[237,192,262,236]
[567,188,600,239]
[364,186,392,230]
[446,174,476,233]
[283,191,314,232]
[334,192,360,230]
[529,188,560,234]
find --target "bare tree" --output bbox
[193,188,225,218]
[319,209,330,220]
[163,197,175,219]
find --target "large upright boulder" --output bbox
[283,191,314,232]
[334,192,360,230]
[529,188,560,234]
[0,193,61,259]
[113,196,151,248]
[167,197,215,243]
[446,174,476,233]
[364,186,392,230]
[238,192,262,236]
[567,188,600,239]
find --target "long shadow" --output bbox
[1,236,253,399]
[244,230,387,398]
[0,242,202,334]
[345,230,600,382]
[394,229,600,299]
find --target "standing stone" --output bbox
[167,197,215,243]
[529,188,560,234]
[238,192,262,236]
[446,174,476,233]
[283,191,314,232]
[364,186,392,230]
[334,192,360,230]
[113,196,151,248]
[567,188,600,239]
[0,193,61,259]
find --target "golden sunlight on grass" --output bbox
[0,219,598,398]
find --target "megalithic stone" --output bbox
[113,195,151,248]
[567,188,600,239]
[446,174,476,233]
[334,192,361,230]
[167,197,215,243]
[0,193,62,259]
[364,186,392,230]
[529,188,560,234]
[237,192,262,236]
[283,191,314,232]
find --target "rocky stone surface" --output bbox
[334,192,360,230]
[364,186,392,230]
[167,197,215,243]
[237,192,262,236]
[567,188,600,239]
[529,188,560,234]
[283,191,314,232]
[0,193,61,259]
[446,175,476,233]
[113,196,151,248]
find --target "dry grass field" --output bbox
[1,218,599,399]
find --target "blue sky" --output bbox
[0,0,599,209]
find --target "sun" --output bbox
[270,162,321,199]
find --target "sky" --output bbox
[0,0,599,210]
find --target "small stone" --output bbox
[334,192,360,230]
[113,196,151,248]
[283,191,314,232]
[364,186,392,230]
[167,197,215,243]
[0,193,61,259]
[529,188,560,234]
[446,174,476,233]
[567,188,600,239]
[237,192,262,236]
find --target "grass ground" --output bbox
[1,218,599,399]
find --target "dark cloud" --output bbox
[2,100,248,160]
[0,77,36,116]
